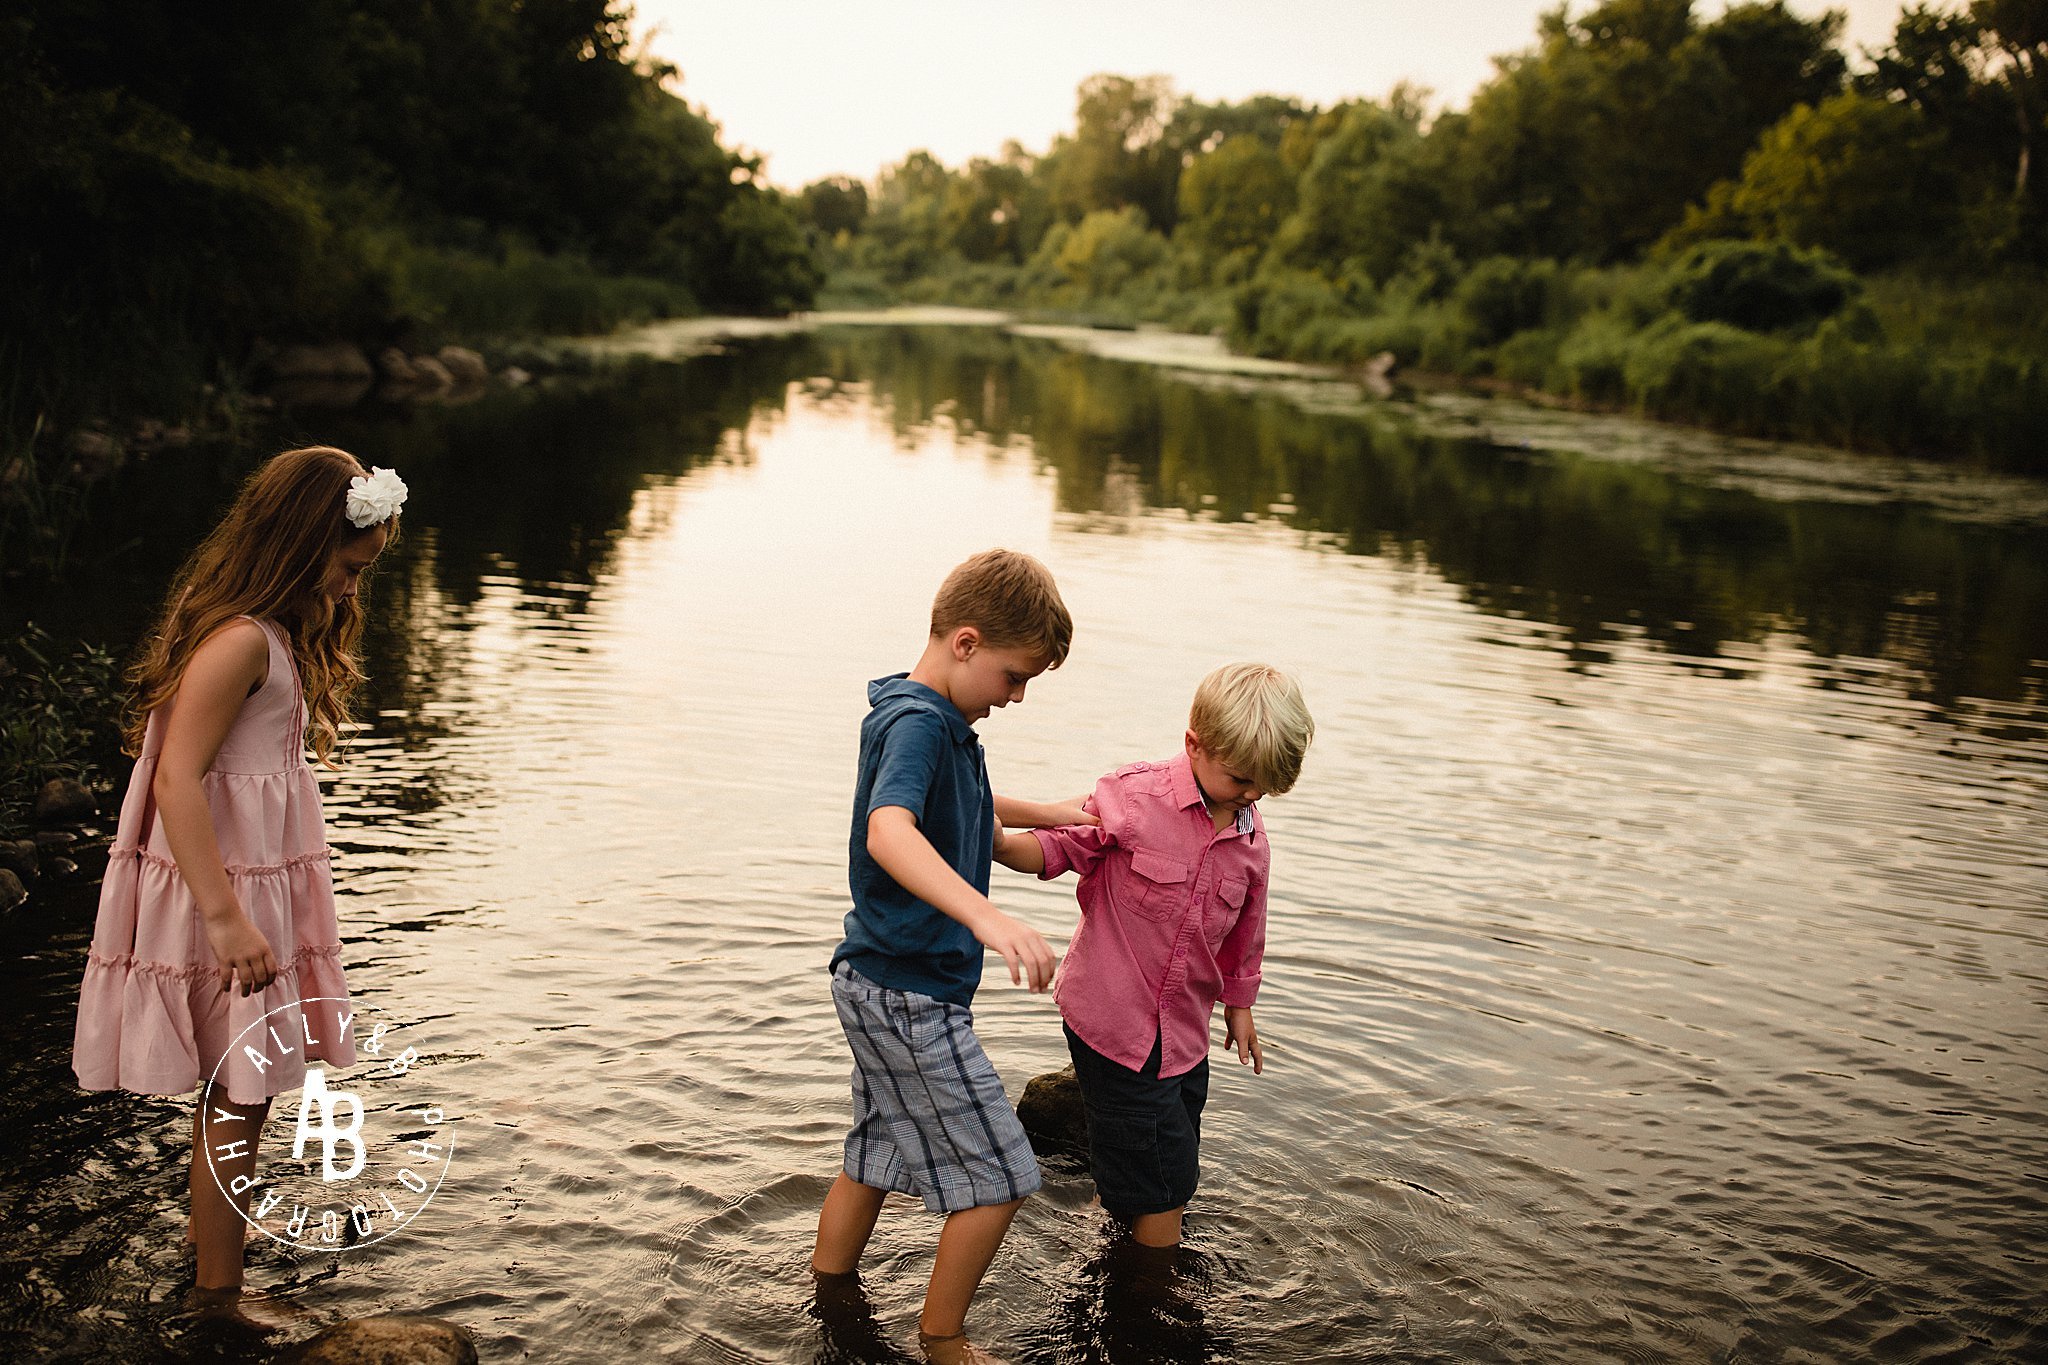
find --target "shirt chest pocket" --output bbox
[1205,875,1250,947]
[1119,848,1189,922]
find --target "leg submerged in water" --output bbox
[918,1197,1023,1364]
[1131,1205,1186,1248]
[813,1172,888,1274]
[190,1084,270,1294]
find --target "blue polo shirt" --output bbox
[831,674,994,1005]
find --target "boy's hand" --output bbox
[1223,1005,1263,1074]
[975,909,1057,992]
[994,794,1100,829]
[1044,795,1100,828]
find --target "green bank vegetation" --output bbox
[801,0,2048,471]
[0,625,121,842]
[0,0,823,831]
[1,0,817,553]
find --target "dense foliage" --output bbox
[0,0,817,444]
[807,0,2048,468]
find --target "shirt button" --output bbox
[1174,947,1186,959]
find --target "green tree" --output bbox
[1857,2,2046,260]
[800,175,869,239]
[1045,206,1170,297]
[1974,0,2048,199]
[856,150,954,279]
[1268,101,1440,283]
[1706,93,1950,269]
[1042,75,1182,230]
[1176,136,1296,265]
[1454,0,1845,260]
[1166,94,1314,160]
[942,152,1050,263]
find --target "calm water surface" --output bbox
[5,325,2046,1362]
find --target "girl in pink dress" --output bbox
[73,445,405,1310]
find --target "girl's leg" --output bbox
[186,1115,200,1249]
[191,1085,271,1291]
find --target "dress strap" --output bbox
[240,616,307,767]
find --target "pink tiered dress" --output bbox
[74,616,354,1105]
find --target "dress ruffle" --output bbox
[72,617,353,1107]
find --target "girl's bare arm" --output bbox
[152,621,279,995]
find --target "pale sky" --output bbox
[634,1,1914,190]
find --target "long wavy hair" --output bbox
[124,446,394,766]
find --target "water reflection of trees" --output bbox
[330,341,814,766]
[803,326,2047,709]
[324,343,813,603]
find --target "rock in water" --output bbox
[286,1315,477,1364]
[265,342,374,382]
[409,355,454,392]
[0,869,25,913]
[376,348,421,386]
[437,346,489,388]
[33,777,96,825]
[1017,1065,1089,1163]
[0,839,37,883]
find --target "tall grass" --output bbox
[0,625,122,839]
[392,243,700,340]
[826,236,2047,470]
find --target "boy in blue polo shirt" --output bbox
[813,549,1078,1365]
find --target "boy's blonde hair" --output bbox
[931,549,1073,667]
[1189,663,1314,794]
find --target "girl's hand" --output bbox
[1223,1005,1263,1074]
[204,910,279,997]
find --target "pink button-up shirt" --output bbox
[1032,753,1269,1079]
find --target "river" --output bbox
[5,317,2044,1362]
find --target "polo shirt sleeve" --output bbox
[865,711,947,824]
[1031,771,1122,879]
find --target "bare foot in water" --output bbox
[188,1285,312,1334]
[918,1328,1008,1365]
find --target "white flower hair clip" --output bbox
[345,467,408,528]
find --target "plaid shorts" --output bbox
[831,962,1042,1214]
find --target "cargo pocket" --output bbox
[1120,848,1189,922]
[1206,875,1249,946]
[1083,1108,1166,1215]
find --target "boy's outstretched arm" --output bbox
[868,805,1057,991]
[992,823,1047,875]
[994,793,1098,830]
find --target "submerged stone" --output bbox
[1018,1064,1089,1163]
[285,1314,477,1365]
[32,777,95,825]
[0,838,37,883]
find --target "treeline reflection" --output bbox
[806,325,2046,710]
[62,326,2036,734]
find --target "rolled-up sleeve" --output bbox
[1031,773,1122,879]
[1217,871,1266,1007]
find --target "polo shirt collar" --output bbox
[870,673,978,746]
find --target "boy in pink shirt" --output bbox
[996,663,1314,1249]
